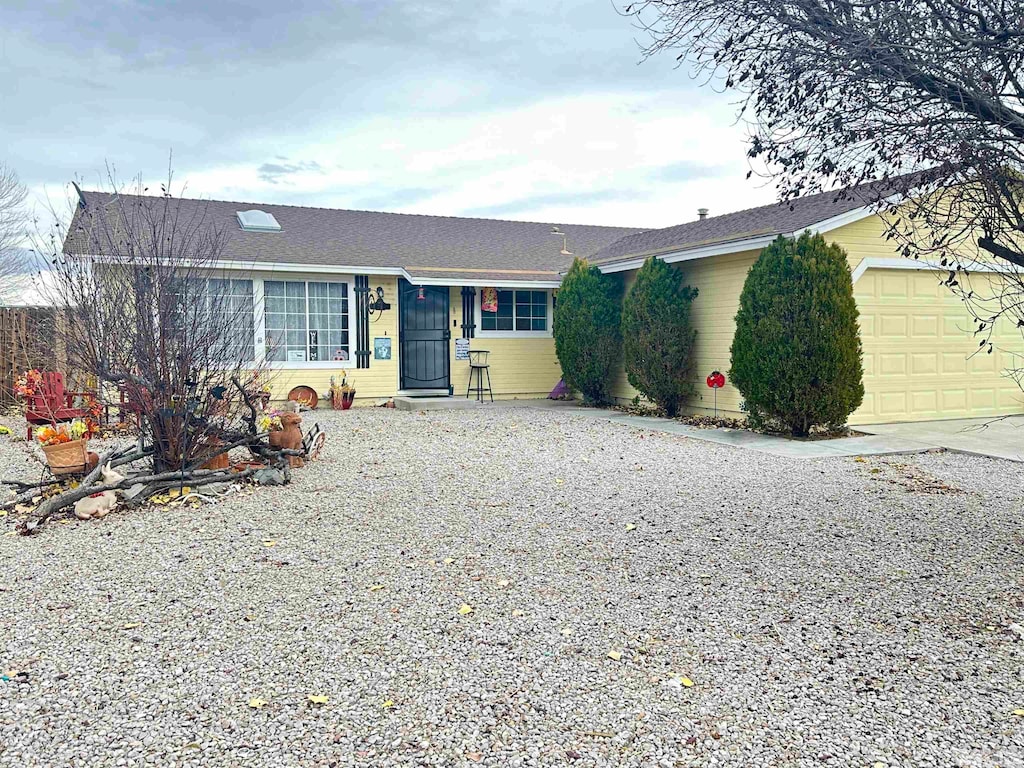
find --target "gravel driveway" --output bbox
[1,407,1022,767]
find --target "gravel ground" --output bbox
[0,406,1022,768]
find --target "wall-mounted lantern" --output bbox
[368,286,391,319]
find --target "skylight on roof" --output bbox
[237,210,282,232]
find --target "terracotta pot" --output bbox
[278,412,304,468]
[42,439,92,476]
[201,452,230,470]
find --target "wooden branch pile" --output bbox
[1,376,313,535]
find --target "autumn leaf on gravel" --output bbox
[496,579,510,588]
[679,676,694,688]
[512,610,525,617]
[625,523,637,531]
[368,584,385,592]
[121,622,141,630]
[443,557,455,564]
[248,698,268,709]
[458,604,474,615]
[262,540,277,548]
[307,695,329,705]
[382,699,395,709]
[607,650,622,661]
[1013,709,1024,717]
[555,478,564,484]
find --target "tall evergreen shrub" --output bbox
[622,257,699,416]
[730,232,864,436]
[553,258,621,404]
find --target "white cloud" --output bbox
[84,89,776,230]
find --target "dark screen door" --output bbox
[399,279,450,390]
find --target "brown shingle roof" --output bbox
[586,181,896,267]
[65,191,643,283]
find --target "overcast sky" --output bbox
[1,0,778,231]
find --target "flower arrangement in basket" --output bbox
[36,421,98,476]
[328,375,356,410]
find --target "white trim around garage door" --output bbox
[850,256,1016,283]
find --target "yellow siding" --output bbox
[610,219,1023,424]
[610,250,760,418]
[447,287,562,399]
[267,279,562,405]
[825,215,900,273]
[268,277,400,405]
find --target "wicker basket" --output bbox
[42,439,91,476]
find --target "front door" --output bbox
[399,279,451,391]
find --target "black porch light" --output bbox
[367,285,391,318]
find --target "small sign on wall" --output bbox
[455,337,470,361]
[287,349,307,362]
[374,337,392,360]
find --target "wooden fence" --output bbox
[0,307,68,408]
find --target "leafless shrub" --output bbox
[33,170,274,472]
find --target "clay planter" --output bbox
[277,412,304,468]
[42,439,97,476]
[332,390,356,410]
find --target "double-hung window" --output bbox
[480,289,549,334]
[264,279,350,363]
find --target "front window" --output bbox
[171,277,255,362]
[480,289,548,332]
[264,280,350,363]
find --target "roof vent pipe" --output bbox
[697,208,709,220]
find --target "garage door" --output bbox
[851,267,1023,424]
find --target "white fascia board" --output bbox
[594,206,892,275]
[596,234,781,274]
[205,260,408,277]
[412,276,561,288]
[76,253,561,287]
[801,205,876,235]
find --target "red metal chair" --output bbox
[25,371,87,439]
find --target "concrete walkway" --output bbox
[513,400,939,459]
[859,415,1024,463]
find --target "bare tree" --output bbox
[624,0,1024,369]
[8,170,292,532]
[0,162,29,292]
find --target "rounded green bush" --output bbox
[622,257,699,417]
[730,232,864,436]
[553,257,622,404]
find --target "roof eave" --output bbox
[69,253,564,287]
[590,203,881,274]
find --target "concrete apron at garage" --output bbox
[858,415,1024,463]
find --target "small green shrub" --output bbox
[622,257,699,417]
[730,232,864,436]
[553,258,622,404]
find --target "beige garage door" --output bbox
[852,267,1023,424]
